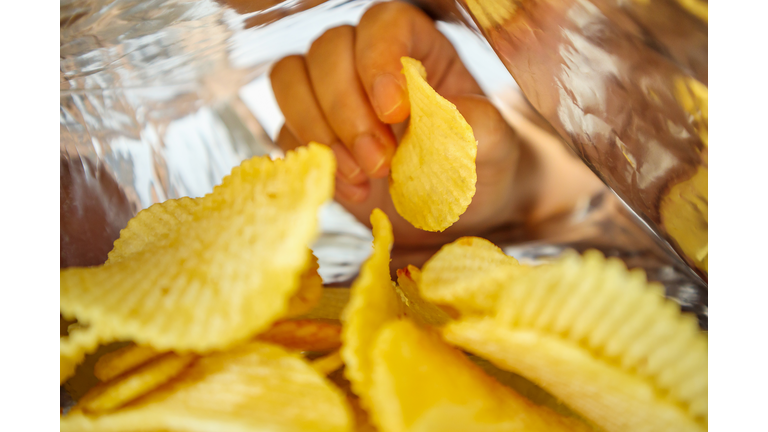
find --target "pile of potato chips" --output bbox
[61,62,707,432]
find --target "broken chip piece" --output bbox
[60,144,335,354]
[443,250,707,432]
[389,57,478,232]
[61,341,353,432]
[93,344,163,382]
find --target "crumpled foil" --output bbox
[60,0,706,325]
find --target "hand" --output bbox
[270,1,600,248]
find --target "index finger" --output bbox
[355,1,482,124]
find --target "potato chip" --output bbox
[60,341,352,432]
[340,209,402,414]
[394,265,452,327]
[443,250,707,432]
[389,57,478,232]
[660,166,708,273]
[60,144,335,353]
[286,252,325,317]
[78,353,197,414]
[369,319,593,432]
[94,344,163,382]
[257,319,342,353]
[61,326,103,384]
[298,287,351,321]
[312,350,344,375]
[420,236,526,316]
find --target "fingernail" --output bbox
[330,143,366,184]
[353,134,391,178]
[335,177,370,203]
[372,74,405,119]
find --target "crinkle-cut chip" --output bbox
[286,252,324,317]
[60,144,335,353]
[312,350,344,375]
[443,250,707,432]
[389,57,478,232]
[341,209,403,414]
[78,353,197,414]
[60,342,353,432]
[257,319,342,353]
[61,326,103,384]
[94,344,163,382]
[420,237,526,316]
[369,319,593,432]
[395,266,452,327]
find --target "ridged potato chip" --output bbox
[257,319,342,353]
[298,287,351,321]
[340,209,403,414]
[60,144,335,353]
[61,326,103,384]
[443,250,707,432]
[94,344,163,382]
[286,252,325,317]
[389,57,478,232]
[61,341,352,432]
[369,319,593,432]
[394,265,452,327]
[77,353,197,414]
[420,236,526,316]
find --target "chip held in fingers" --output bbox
[389,56,478,232]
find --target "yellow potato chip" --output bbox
[420,236,526,316]
[257,319,342,353]
[298,287,351,321]
[61,342,352,432]
[443,250,707,432]
[61,326,103,384]
[394,265,452,327]
[369,319,593,432]
[340,209,402,415]
[78,353,197,414]
[311,350,344,375]
[94,344,163,382]
[60,144,335,353]
[389,57,478,232]
[286,251,325,317]
[660,166,708,273]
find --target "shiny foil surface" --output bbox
[60,0,706,327]
[456,0,708,280]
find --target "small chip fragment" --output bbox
[420,236,526,316]
[257,319,342,353]
[395,266,452,327]
[60,144,335,353]
[286,252,325,317]
[77,353,197,414]
[443,250,707,432]
[61,342,353,432]
[389,57,478,232]
[369,319,593,432]
[94,344,163,382]
[340,209,402,414]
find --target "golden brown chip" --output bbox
[389,57,478,232]
[61,342,353,432]
[312,350,344,375]
[78,353,197,414]
[60,144,335,353]
[340,209,402,415]
[369,319,593,432]
[94,344,163,382]
[420,236,526,316]
[443,250,707,432]
[394,265,452,327]
[257,319,342,353]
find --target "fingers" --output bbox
[271,55,367,187]
[276,124,371,203]
[355,1,483,124]
[306,25,396,178]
